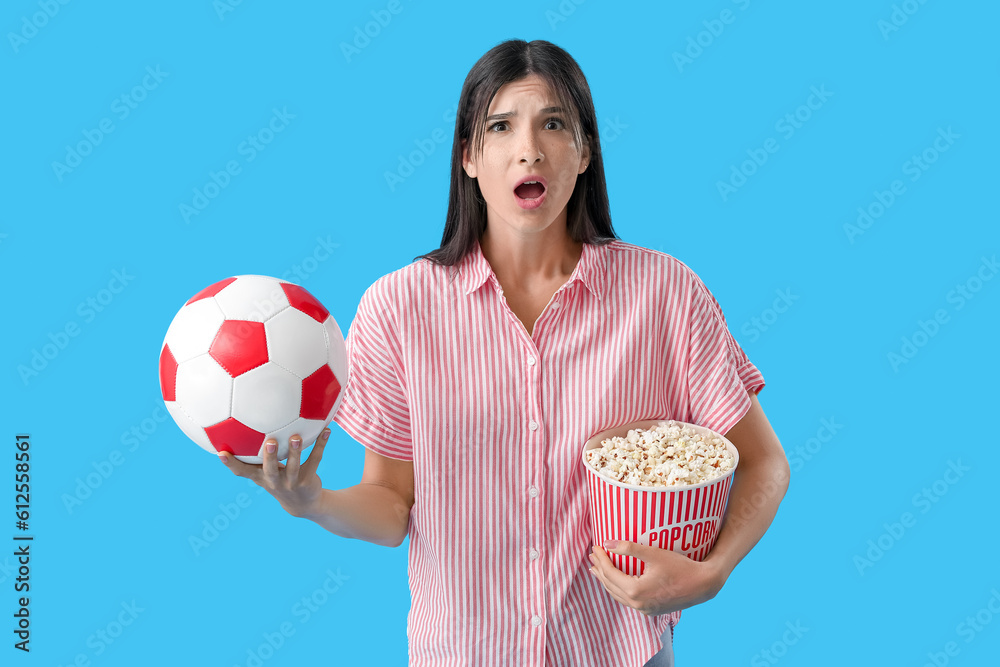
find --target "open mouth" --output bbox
[514,181,546,199]
[513,179,547,210]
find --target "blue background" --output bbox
[3,1,999,665]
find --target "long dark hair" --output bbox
[415,39,618,267]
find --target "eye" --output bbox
[545,117,565,130]
[487,121,508,133]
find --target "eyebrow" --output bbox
[485,106,565,121]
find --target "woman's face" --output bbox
[462,74,590,239]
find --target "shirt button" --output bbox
[551,301,560,309]
[527,356,536,366]
[528,420,539,431]
[529,548,539,560]
[528,486,538,498]
[531,615,543,627]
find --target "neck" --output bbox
[480,224,582,293]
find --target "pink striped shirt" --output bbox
[333,239,765,666]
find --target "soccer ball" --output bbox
[158,275,346,463]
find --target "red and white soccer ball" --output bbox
[158,275,346,463]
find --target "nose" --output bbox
[519,128,544,164]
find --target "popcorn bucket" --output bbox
[582,419,739,575]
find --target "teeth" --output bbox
[523,181,538,185]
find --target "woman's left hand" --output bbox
[588,541,727,617]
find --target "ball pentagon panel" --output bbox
[185,277,237,305]
[159,345,179,402]
[301,364,341,421]
[205,418,266,458]
[281,283,329,323]
[209,320,268,377]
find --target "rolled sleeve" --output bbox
[332,279,413,461]
[686,275,765,437]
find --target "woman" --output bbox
[221,39,789,666]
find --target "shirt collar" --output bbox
[459,238,608,301]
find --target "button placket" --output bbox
[526,354,539,433]
[522,335,545,637]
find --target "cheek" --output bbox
[481,154,510,192]
[551,142,584,173]
[486,147,510,170]
[554,155,583,189]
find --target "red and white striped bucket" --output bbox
[582,419,740,575]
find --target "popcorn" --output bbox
[584,420,734,487]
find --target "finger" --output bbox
[219,450,262,484]
[299,427,331,477]
[588,557,635,610]
[261,439,282,487]
[591,545,639,601]
[284,434,304,483]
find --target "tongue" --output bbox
[515,182,545,199]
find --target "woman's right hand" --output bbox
[219,427,331,518]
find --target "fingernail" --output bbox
[605,540,620,551]
[291,440,300,449]
[219,454,228,463]
[266,443,276,453]
[322,428,331,438]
